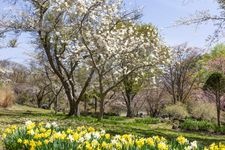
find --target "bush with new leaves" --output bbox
[187,100,217,121]
[162,102,189,120]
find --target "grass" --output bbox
[1,104,225,149]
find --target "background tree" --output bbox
[201,44,225,74]
[120,24,170,118]
[177,0,225,44]
[28,62,52,108]
[163,44,201,104]
[145,78,168,117]
[0,60,28,84]
[203,72,225,127]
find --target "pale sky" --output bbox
[0,0,222,64]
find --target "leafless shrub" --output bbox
[0,86,15,108]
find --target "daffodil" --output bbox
[36,141,42,146]
[2,133,6,139]
[146,137,155,146]
[23,139,29,145]
[29,140,36,148]
[17,138,22,143]
[27,129,35,135]
[158,142,168,150]
[105,133,110,139]
[44,139,49,144]
[85,141,92,150]
[177,135,188,145]
[88,127,95,132]
[73,132,80,141]
[136,138,145,148]
[101,141,108,149]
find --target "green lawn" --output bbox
[1,105,225,149]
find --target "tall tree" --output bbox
[0,0,128,116]
[145,77,167,117]
[80,19,170,119]
[203,72,225,127]
[163,44,200,104]
[1,0,170,118]
[120,24,170,118]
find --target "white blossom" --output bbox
[45,122,51,128]
[25,120,33,126]
[68,134,74,142]
[51,122,58,128]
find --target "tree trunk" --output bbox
[123,90,135,118]
[126,102,133,117]
[98,96,105,120]
[37,97,42,108]
[84,98,87,113]
[215,93,221,127]
[74,101,80,116]
[152,110,159,118]
[217,99,221,127]
[217,106,221,127]
[68,99,76,116]
[68,99,80,116]
[94,97,97,113]
[54,96,58,114]
[62,81,80,116]
[98,75,105,120]
[173,97,176,104]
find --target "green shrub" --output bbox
[134,117,160,124]
[187,100,216,121]
[162,102,189,120]
[180,119,199,131]
[180,119,215,132]
[214,125,225,133]
[197,120,215,132]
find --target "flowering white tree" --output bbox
[79,14,170,119]
[0,0,170,118]
[0,0,116,115]
[119,24,170,117]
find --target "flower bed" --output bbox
[1,121,224,150]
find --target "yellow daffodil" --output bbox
[176,135,188,145]
[23,139,29,145]
[101,141,108,149]
[36,141,42,146]
[136,138,145,148]
[158,142,168,150]
[29,140,36,148]
[85,141,92,150]
[66,128,73,134]
[146,137,155,146]
[44,139,49,144]
[105,133,110,139]
[2,133,6,139]
[17,138,22,143]
[88,127,95,132]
